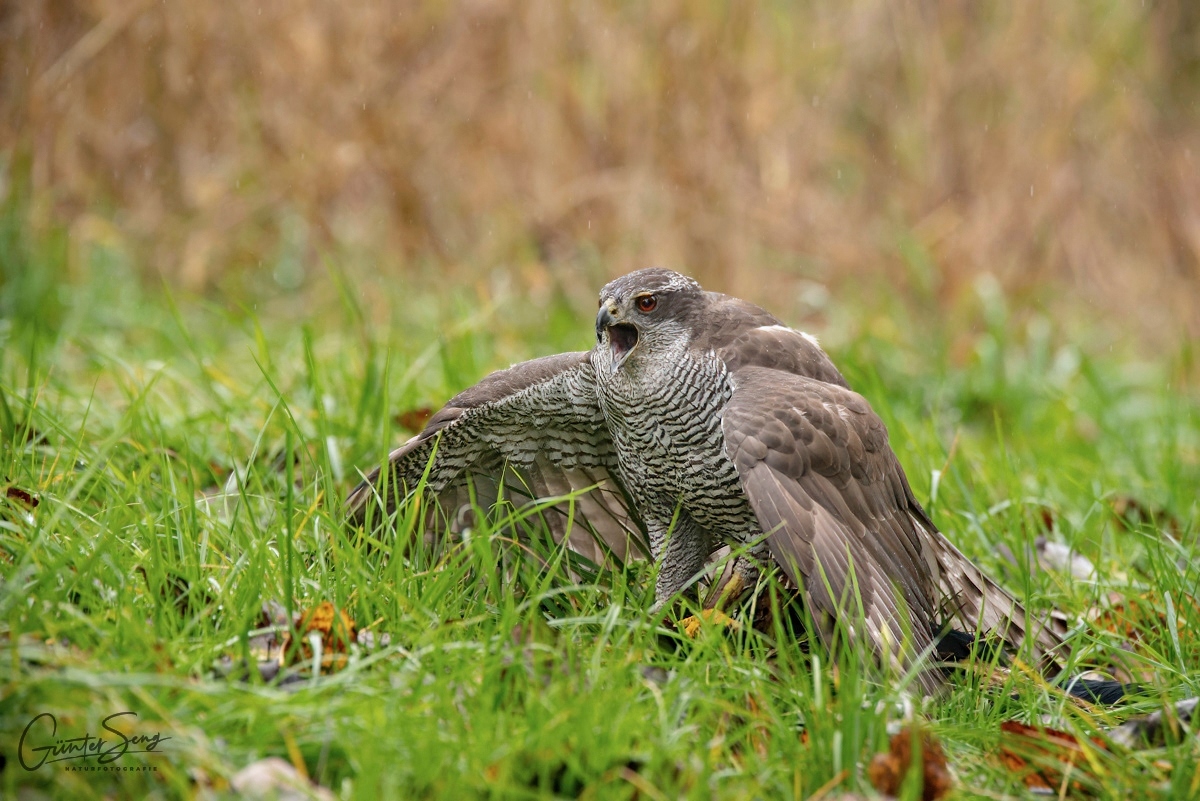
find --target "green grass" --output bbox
[1,245,1198,799]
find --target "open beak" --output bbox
[596,305,639,373]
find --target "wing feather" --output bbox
[724,365,1068,686]
[724,366,942,692]
[347,352,647,565]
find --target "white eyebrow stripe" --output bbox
[754,324,821,347]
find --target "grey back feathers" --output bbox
[347,268,1067,692]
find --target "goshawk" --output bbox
[347,268,1066,692]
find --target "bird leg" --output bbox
[704,542,770,608]
[681,573,744,637]
[647,511,711,615]
[681,542,769,637]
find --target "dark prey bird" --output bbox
[347,268,1067,692]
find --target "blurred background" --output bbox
[3,0,1200,348]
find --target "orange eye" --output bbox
[635,295,657,313]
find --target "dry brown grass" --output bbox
[3,1,1200,341]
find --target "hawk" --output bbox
[347,268,1066,692]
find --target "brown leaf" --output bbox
[280,601,357,670]
[4,485,39,508]
[1089,591,1198,646]
[17,425,49,446]
[867,725,953,800]
[744,693,770,759]
[1110,496,1182,539]
[998,720,1106,792]
[395,407,434,432]
[1033,505,1056,532]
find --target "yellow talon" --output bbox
[681,608,741,638]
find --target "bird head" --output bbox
[594,268,704,375]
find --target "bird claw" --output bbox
[680,608,741,638]
[706,572,746,609]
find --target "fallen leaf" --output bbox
[744,693,771,759]
[867,725,953,800]
[231,757,335,801]
[10,424,50,446]
[280,601,357,670]
[1032,505,1056,532]
[4,485,38,508]
[1110,496,1182,539]
[395,407,434,432]
[1089,591,1198,645]
[998,720,1106,793]
[1035,536,1096,579]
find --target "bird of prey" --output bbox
[347,268,1066,692]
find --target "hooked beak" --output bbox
[596,303,639,373]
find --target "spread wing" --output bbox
[722,366,942,691]
[346,352,646,567]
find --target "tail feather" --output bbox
[923,521,1069,674]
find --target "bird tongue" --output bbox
[608,323,639,364]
